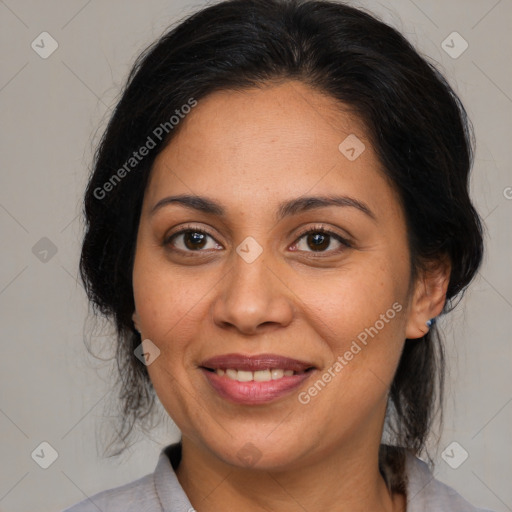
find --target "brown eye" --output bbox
[292,227,351,254]
[182,231,207,250]
[305,232,331,251]
[165,228,223,253]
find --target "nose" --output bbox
[211,251,295,336]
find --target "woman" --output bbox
[64,0,494,510]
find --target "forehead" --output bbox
[144,80,402,224]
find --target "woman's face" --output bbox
[132,80,428,469]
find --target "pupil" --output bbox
[185,231,206,250]
[308,233,329,251]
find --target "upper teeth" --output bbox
[216,369,295,382]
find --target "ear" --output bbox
[132,311,141,333]
[405,255,451,339]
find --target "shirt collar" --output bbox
[153,442,434,511]
[153,443,194,512]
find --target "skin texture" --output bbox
[131,80,450,512]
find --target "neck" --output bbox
[175,435,406,512]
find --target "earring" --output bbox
[426,317,436,328]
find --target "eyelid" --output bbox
[290,224,352,256]
[293,223,352,245]
[164,223,222,248]
[164,222,352,256]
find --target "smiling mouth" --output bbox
[199,353,316,404]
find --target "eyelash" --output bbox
[164,223,352,257]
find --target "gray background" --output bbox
[0,0,511,511]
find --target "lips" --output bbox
[200,353,316,404]
[201,353,315,372]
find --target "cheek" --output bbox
[134,263,215,433]
[132,248,218,345]
[291,259,409,407]
[297,269,407,416]
[296,259,407,343]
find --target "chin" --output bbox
[203,433,307,472]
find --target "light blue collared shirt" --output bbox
[62,442,495,512]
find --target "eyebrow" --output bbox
[150,194,376,222]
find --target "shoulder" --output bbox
[59,474,160,512]
[60,472,159,512]
[60,444,190,512]
[62,443,188,512]
[404,451,496,512]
